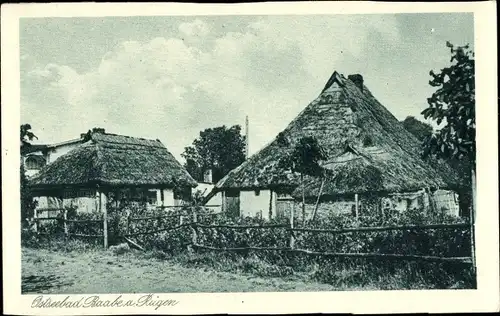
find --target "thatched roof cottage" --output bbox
[29,129,197,214]
[209,71,462,219]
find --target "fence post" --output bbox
[380,199,385,221]
[289,203,295,249]
[470,198,476,273]
[191,211,198,246]
[34,209,38,234]
[99,190,108,249]
[179,215,184,226]
[126,209,131,236]
[63,209,68,239]
[354,194,359,223]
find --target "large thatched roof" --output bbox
[214,71,461,195]
[29,131,197,190]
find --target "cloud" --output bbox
[21,16,401,161]
[179,19,211,39]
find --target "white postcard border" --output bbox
[2,1,498,315]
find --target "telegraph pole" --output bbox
[245,115,249,159]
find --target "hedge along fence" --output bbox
[190,208,475,266]
[109,204,222,253]
[192,222,473,264]
[30,204,475,269]
[30,204,223,251]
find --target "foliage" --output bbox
[402,116,433,142]
[20,123,38,147]
[67,209,104,239]
[20,164,38,225]
[20,124,38,226]
[196,215,290,251]
[181,125,246,183]
[278,136,328,224]
[173,209,473,289]
[23,205,474,289]
[278,136,328,177]
[121,204,192,254]
[21,230,102,252]
[296,210,469,258]
[421,42,475,165]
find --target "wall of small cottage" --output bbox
[281,196,357,222]
[296,189,460,220]
[197,188,461,221]
[34,191,98,216]
[33,187,192,216]
[239,189,276,220]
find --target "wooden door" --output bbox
[225,190,240,218]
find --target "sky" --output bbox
[20,13,474,162]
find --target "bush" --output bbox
[295,207,470,258]
[175,207,474,289]
[66,209,103,237]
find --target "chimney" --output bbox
[92,127,106,134]
[203,169,213,183]
[348,74,364,91]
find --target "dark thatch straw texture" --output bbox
[29,132,197,189]
[215,71,461,195]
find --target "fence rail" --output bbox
[290,222,470,234]
[285,249,472,263]
[129,214,183,221]
[192,243,472,264]
[193,244,289,252]
[123,222,192,237]
[194,223,288,230]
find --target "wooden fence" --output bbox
[31,206,475,266]
[31,205,222,246]
[190,222,473,264]
[33,208,104,239]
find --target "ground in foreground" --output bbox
[22,247,341,294]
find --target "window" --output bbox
[25,156,46,170]
[146,190,157,205]
[63,189,95,199]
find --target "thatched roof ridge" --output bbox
[214,71,461,194]
[29,131,197,190]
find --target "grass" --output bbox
[170,250,474,290]
[21,245,338,294]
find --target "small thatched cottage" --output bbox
[209,71,463,219]
[29,129,197,214]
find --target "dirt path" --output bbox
[22,247,338,294]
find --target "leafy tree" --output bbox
[402,116,433,142]
[421,42,475,163]
[21,123,38,148]
[20,124,38,226]
[182,125,246,183]
[421,42,475,216]
[278,136,328,225]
